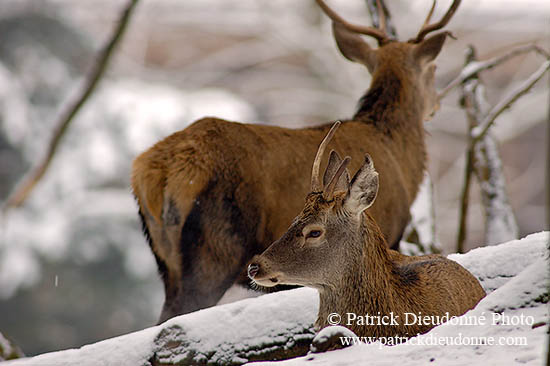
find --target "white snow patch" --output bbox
[448,231,547,294]
[0,246,41,299]
[6,326,160,366]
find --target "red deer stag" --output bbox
[248,122,485,338]
[132,0,461,323]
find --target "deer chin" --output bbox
[251,273,284,288]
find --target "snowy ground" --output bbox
[5,231,548,365]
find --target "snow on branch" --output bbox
[471,60,550,142]
[402,173,441,255]
[439,44,550,100]
[455,44,533,252]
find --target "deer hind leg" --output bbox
[157,180,260,323]
[136,201,186,324]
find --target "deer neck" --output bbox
[317,214,398,330]
[354,69,424,136]
[354,68,427,202]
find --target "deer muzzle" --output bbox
[248,255,282,287]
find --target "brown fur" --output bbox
[249,150,485,339]
[132,2,455,323]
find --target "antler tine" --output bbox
[413,0,461,43]
[315,0,388,45]
[421,0,437,30]
[323,156,351,200]
[311,121,341,192]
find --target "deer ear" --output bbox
[344,154,379,215]
[332,22,377,73]
[413,32,449,64]
[323,150,350,193]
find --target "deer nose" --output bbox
[248,263,260,279]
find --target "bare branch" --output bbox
[3,0,140,211]
[456,75,480,253]
[364,0,397,40]
[456,44,526,251]
[547,65,550,234]
[472,60,550,142]
[439,44,550,100]
[473,134,519,245]
[456,147,474,254]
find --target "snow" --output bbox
[0,331,24,361]
[473,133,519,245]
[448,232,547,294]
[401,173,440,255]
[0,246,41,299]
[6,287,318,366]
[152,287,317,365]
[6,232,548,366]
[5,326,160,366]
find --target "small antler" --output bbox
[311,121,340,192]
[323,156,351,200]
[411,0,461,43]
[420,0,437,30]
[315,0,389,45]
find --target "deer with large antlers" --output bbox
[248,122,485,338]
[132,0,462,323]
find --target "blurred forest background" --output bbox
[0,0,547,357]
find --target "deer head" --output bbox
[316,0,461,121]
[248,122,381,289]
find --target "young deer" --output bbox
[132,0,462,323]
[248,123,486,339]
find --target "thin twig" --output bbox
[472,60,550,142]
[365,0,397,39]
[3,0,140,210]
[439,44,550,100]
[456,147,474,254]
[456,66,481,253]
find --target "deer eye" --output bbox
[306,229,322,239]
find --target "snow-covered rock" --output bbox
[0,332,24,361]
[5,232,548,366]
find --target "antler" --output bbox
[315,0,389,45]
[411,0,462,43]
[311,121,340,192]
[323,156,351,200]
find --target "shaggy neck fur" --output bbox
[353,67,427,200]
[354,68,423,138]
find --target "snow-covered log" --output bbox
[150,288,317,365]
[5,232,548,366]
